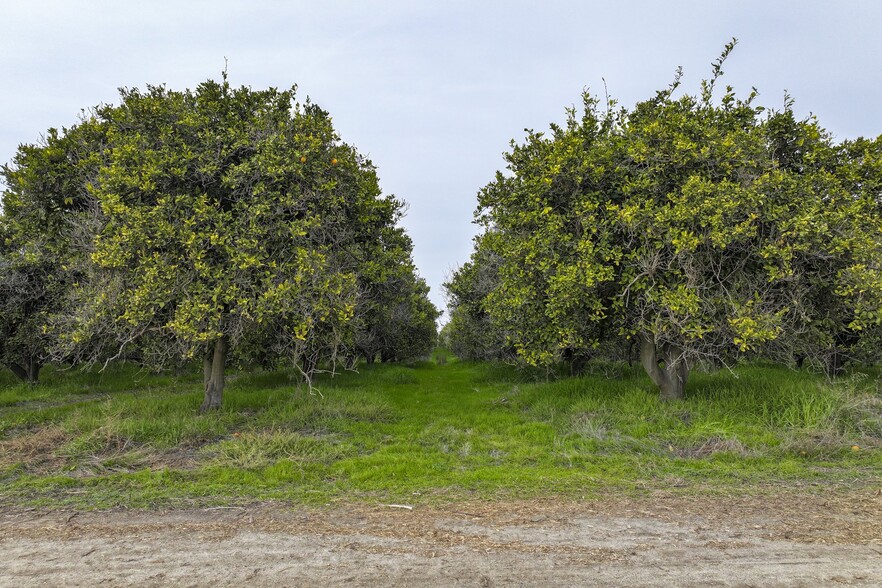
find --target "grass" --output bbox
[1,358,880,509]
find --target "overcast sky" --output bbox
[3,1,882,316]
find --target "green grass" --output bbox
[1,358,880,509]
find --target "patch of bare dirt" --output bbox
[2,490,881,587]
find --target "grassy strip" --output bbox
[1,359,880,509]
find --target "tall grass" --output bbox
[1,359,879,508]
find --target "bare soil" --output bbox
[2,490,881,587]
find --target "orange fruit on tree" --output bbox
[300,156,307,163]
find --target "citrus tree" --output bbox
[8,76,424,409]
[443,235,511,361]
[469,43,882,398]
[0,122,105,382]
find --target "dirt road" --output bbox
[2,491,881,587]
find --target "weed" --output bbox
[205,430,346,470]
[0,360,879,508]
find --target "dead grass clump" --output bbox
[0,426,69,472]
[838,394,882,440]
[672,436,749,459]
[66,447,202,478]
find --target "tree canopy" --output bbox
[458,42,882,398]
[1,76,437,407]
[443,234,511,362]
[0,122,103,383]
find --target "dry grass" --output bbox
[670,436,750,458]
[0,426,69,473]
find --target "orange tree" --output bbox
[2,76,433,409]
[468,44,882,399]
[0,122,105,383]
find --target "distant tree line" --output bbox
[0,75,439,410]
[445,41,882,399]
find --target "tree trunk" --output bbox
[305,353,318,375]
[200,335,228,413]
[7,358,41,384]
[27,358,41,383]
[639,334,689,401]
[827,347,847,377]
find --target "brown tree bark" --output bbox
[200,335,228,413]
[639,334,689,401]
[27,358,41,383]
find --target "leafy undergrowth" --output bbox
[1,359,880,509]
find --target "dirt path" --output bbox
[2,491,881,587]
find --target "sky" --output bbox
[2,1,882,317]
